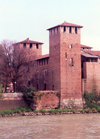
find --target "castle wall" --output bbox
[0,93,27,111]
[83,60,100,93]
[0,92,59,111]
[31,91,59,110]
[31,58,49,90]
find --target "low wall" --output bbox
[0,91,60,111]
[0,91,83,111]
[0,93,27,111]
[31,91,60,110]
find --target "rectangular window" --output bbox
[36,44,38,49]
[54,28,55,34]
[70,58,74,66]
[69,44,72,48]
[44,84,46,90]
[69,27,71,33]
[23,43,26,48]
[47,59,48,64]
[30,43,32,48]
[44,59,45,65]
[52,85,54,90]
[57,27,58,33]
[75,27,77,34]
[51,30,52,35]
[37,84,39,90]
[63,26,66,33]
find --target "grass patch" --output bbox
[0,107,32,116]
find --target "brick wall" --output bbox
[0,93,27,111]
[31,91,60,110]
[83,62,100,93]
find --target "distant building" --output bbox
[14,21,100,108]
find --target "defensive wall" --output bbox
[0,93,27,111]
[82,60,100,93]
[0,91,60,111]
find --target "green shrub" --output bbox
[83,91,100,108]
[84,107,91,113]
[22,86,36,106]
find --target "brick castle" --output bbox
[14,21,100,108]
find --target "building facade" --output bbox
[14,21,100,108]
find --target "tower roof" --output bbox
[15,38,43,44]
[47,21,83,30]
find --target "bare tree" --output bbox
[0,40,35,92]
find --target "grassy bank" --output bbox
[0,107,32,116]
[0,105,100,117]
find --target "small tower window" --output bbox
[69,44,72,48]
[36,44,38,49]
[54,28,55,34]
[63,26,66,33]
[23,43,26,48]
[75,27,77,34]
[69,27,71,33]
[51,30,52,35]
[57,27,58,33]
[70,58,74,66]
[30,43,32,48]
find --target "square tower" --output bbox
[47,21,83,108]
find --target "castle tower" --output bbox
[14,38,43,57]
[47,21,83,108]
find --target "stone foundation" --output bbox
[60,98,83,109]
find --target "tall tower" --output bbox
[47,21,83,108]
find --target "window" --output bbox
[52,85,54,90]
[57,27,58,33]
[44,84,46,90]
[30,43,32,48]
[36,44,38,49]
[23,43,26,48]
[69,27,71,33]
[69,44,72,48]
[44,70,47,76]
[44,59,45,65]
[65,52,67,60]
[75,27,77,34]
[70,58,74,66]
[28,80,31,86]
[47,59,48,64]
[63,26,66,33]
[51,30,52,35]
[54,28,55,34]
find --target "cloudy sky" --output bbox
[0,0,100,54]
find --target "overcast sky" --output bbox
[0,0,100,54]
